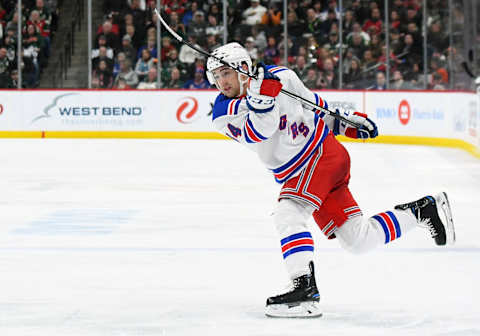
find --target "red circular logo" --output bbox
[398,100,411,125]
[0,104,3,115]
[176,97,199,124]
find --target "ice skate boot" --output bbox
[265,261,322,318]
[395,192,455,246]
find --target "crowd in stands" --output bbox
[0,0,58,88]
[91,0,466,90]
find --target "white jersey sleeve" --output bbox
[211,65,333,184]
[212,94,280,144]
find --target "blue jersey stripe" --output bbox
[386,211,401,238]
[373,215,390,243]
[280,231,312,245]
[247,117,268,140]
[283,246,314,259]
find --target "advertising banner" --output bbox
[0,89,478,158]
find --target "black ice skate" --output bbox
[265,261,322,318]
[395,192,455,246]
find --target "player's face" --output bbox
[212,66,240,97]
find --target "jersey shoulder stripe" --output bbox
[212,93,242,120]
[265,64,288,75]
[271,115,329,183]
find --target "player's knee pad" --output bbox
[274,198,313,235]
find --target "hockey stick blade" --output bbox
[153,9,362,129]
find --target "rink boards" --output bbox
[0,89,479,158]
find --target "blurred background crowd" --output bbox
[0,0,59,88]
[1,0,478,90]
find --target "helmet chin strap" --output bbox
[238,73,249,96]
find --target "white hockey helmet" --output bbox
[206,42,253,87]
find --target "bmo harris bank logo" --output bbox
[376,99,443,126]
[32,93,142,124]
[176,96,199,124]
[398,100,411,125]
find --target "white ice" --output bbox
[0,139,479,336]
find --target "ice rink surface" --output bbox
[0,138,479,336]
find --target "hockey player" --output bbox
[206,43,455,318]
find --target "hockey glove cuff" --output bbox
[344,112,379,139]
[247,64,282,113]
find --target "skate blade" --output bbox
[265,301,322,318]
[435,192,456,245]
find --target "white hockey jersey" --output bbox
[212,65,350,184]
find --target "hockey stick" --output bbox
[154,8,362,129]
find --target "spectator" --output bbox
[368,33,382,59]
[181,1,200,26]
[183,66,209,89]
[205,33,221,53]
[120,34,136,64]
[261,2,281,35]
[96,21,120,50]
[249,25,267,52]
[124,23,142,50]
[92,59,114,88]
[92,35,114,59]
[362,49,378,80]
[344,57,363,89]
[245,36,258,62]
[187,10,207,40]
[363,7,382,36]
[286,10,304,40]
[304,67,318,89]
[305,8,322,41]
[5,12,19,35]
[320,9,339,38]
[391,70,412,90]
[114,59,139,88]
[0,47,10,86]
[319,57,337,89]
[428,19,448,53]
[97,13,120,35]
[135,49,154,81]
[342,9,356,35]
[137,66,160,89]
[242,0,267,26]
[347,32,367,60]
[113,77,132,89]
[389,29,404,56]
[125,0,146,28]
[162,47,187,80]
[205,14,224,38]
[113,52,127,77]
[92,46,114,72]
[430,72,446,90]
[167,11,186,40]
[346,22,370,44]
[162,66,184,88]
[34,0,52,26]
[293,55,309,82]
[137,35,158,61]
[323,31,344,58]
[263,36,279,64]
[179,35,202,64]
[371,71,387,90]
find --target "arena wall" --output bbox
[0,89,478,158]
